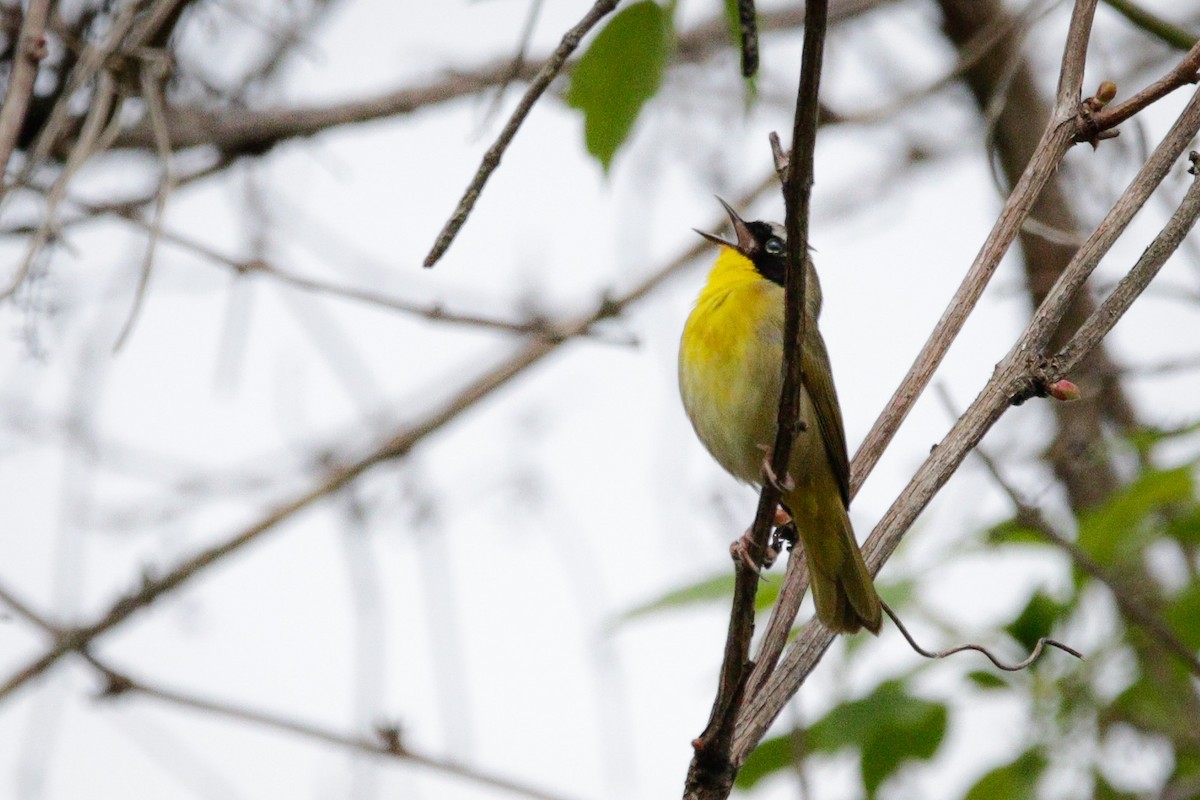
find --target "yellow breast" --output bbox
[678,247,786,484]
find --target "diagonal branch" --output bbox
[732,85,1200,763]
[848,0,1098,497]
[422,0,620,268]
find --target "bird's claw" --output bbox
[758,449,795,494]
[731,527,782,573]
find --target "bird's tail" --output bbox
[790,486,882,635]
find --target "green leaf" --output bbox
[986,518,1049,547]
[565,1,671,171]
[1166,505,1200,545]
[1005,591,1068,653]
[739,680,948,792]
[1165,581,1200,650]
[736,733,796,790]
[1076,467,1193,565]
[964,749,1046,800]
[966,670,1008,690]
[617,571,778,624]
[860,700,947,797]
[803,680,947,797]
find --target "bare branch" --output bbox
[0,0,51,197]
[95,203,637,345]
[1,72,121,300]
[684,3,829,798]
[422,0,619,268]
[849,0,1098,496]
[113,58,176,351]
[108,1,893,155]
[1053,152,1200,374]
[1079,38,1200,143]
[0,582,576,800]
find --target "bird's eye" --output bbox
[764,237,785,255]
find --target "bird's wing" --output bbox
[803,329,851,508]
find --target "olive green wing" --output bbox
[803,328,851,508]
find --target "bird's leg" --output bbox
[731,530,770,573]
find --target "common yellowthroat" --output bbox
[679,200,882,634]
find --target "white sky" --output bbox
[2,1,1198,799]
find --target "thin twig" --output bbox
[1,72,121,300]
[736,0,759,78]
[883,601,1083,671]
[113,59,176,352]
[422,0,620,268]
[0,0,52,197]
[479,0,546,127]
[1080,38,1200,143]
[92,204,637,345]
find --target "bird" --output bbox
[678,199,882,634]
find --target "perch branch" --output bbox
[683,3,829,798]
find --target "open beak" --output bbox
[693,197,756,257]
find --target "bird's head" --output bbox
[694,198,788,286]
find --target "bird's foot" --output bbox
[731,524,784,573]
[730,504,796,572]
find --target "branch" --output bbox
[848,0,1097,496]
[107,1,894,154]
[731,83,1200,762]
[0,583,575,800]
[113,58,176,351]
[422,0,619,268]
[683,3,829,798]
[89,203,637,346]
[1052,151,1200,376]
[0,174,778,704]
[1079,37,1200,142]
[0,0,51,197]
